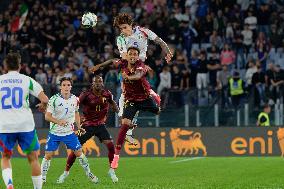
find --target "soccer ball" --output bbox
[81,12,97,28]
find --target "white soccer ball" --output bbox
[81,12,97,28]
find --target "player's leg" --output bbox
[0,133,15,189]
[65,133,98,183]
[95,125,118,183]
[57,127,95,183]
[112,101,138,169]
[40,133,59,183]
[18,130,42,189]
[125,111,139,146]
[119,94,137,145]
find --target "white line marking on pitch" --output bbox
[170,157,205,163]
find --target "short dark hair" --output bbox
[113,13,133,28]
[59,77,73,85]
[4,52,21,70]
[127,46,140,54]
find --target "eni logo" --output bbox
[82,137,100,156]
[169,128,207,157]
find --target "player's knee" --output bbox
[44,152,53,160]
[121,118,131,125]
[27,151,39,163]
[74,149,83,157]
[1,152,12,160]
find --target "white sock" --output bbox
[78,154,90,173]
[2,168,12,186]
[126,129,133,136]
[64,171,69,175]
[41,158,51,178]
[32,175,42,189]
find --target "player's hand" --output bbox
[144,65,152,73]
[57,120,68,126]
[89,65,100,73]
[121,72,129,79]
[77,128,86,136]
[36,102,47,113]
[165,53,173,64]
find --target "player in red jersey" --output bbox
[57,75,119,183]
[92,47,161,169]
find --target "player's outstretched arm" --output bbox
[122,70,144,80]
[153,37,173,63]
[89,58,120,73]
[110,99,119,114]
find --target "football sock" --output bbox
[106,142,115,165]
[115,124,129,155]
[31,175,42,189]
[126,128,133,136]
[41,158,50,178]
[78,154,90,173]
[65,152,76,172]
[2,168,12,186]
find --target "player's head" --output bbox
[4,52,21,71]
[113,13,133,37]
[126,47,140,65]
[263,104,271,114]
[92,75,104,91]
[59,77,72,96]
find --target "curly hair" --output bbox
[113,13,133,28]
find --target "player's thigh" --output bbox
[17,129,40,154]
[139,98,160,114]
[94,125,112,142]
[122,101,138,121]
[45,133,61,152]
[63,133,82,152]
[78,126,96,145]
[0,133,17,155]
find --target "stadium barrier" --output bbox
[11,127,284,157]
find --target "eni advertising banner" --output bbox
[11,127,284,157]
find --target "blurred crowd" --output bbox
[0,0,284,108]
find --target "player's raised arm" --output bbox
[153,36,173,63]
[89,58,120,73]
[139,27,173,63]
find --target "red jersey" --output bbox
[79,89,113,127]
[115,59,151,101]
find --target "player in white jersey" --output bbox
[113,13,171,144]
[0,52,49,189]
[41,77,98,184]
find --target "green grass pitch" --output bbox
[2,157,284,189]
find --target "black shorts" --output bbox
[78,124,112,145]
[122,97,160,120]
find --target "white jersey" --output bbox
[0,71,43,133]
[46,93,79,136]
[116,26,157,61]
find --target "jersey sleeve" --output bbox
[28,77,43,97]
[105,90,114,103]
[116,36,127,56]
[46,95,56,114]
[140,27,158,40]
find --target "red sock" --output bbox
[65,152,76,172]
[106,142,115,165]
[115,124,129,155]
